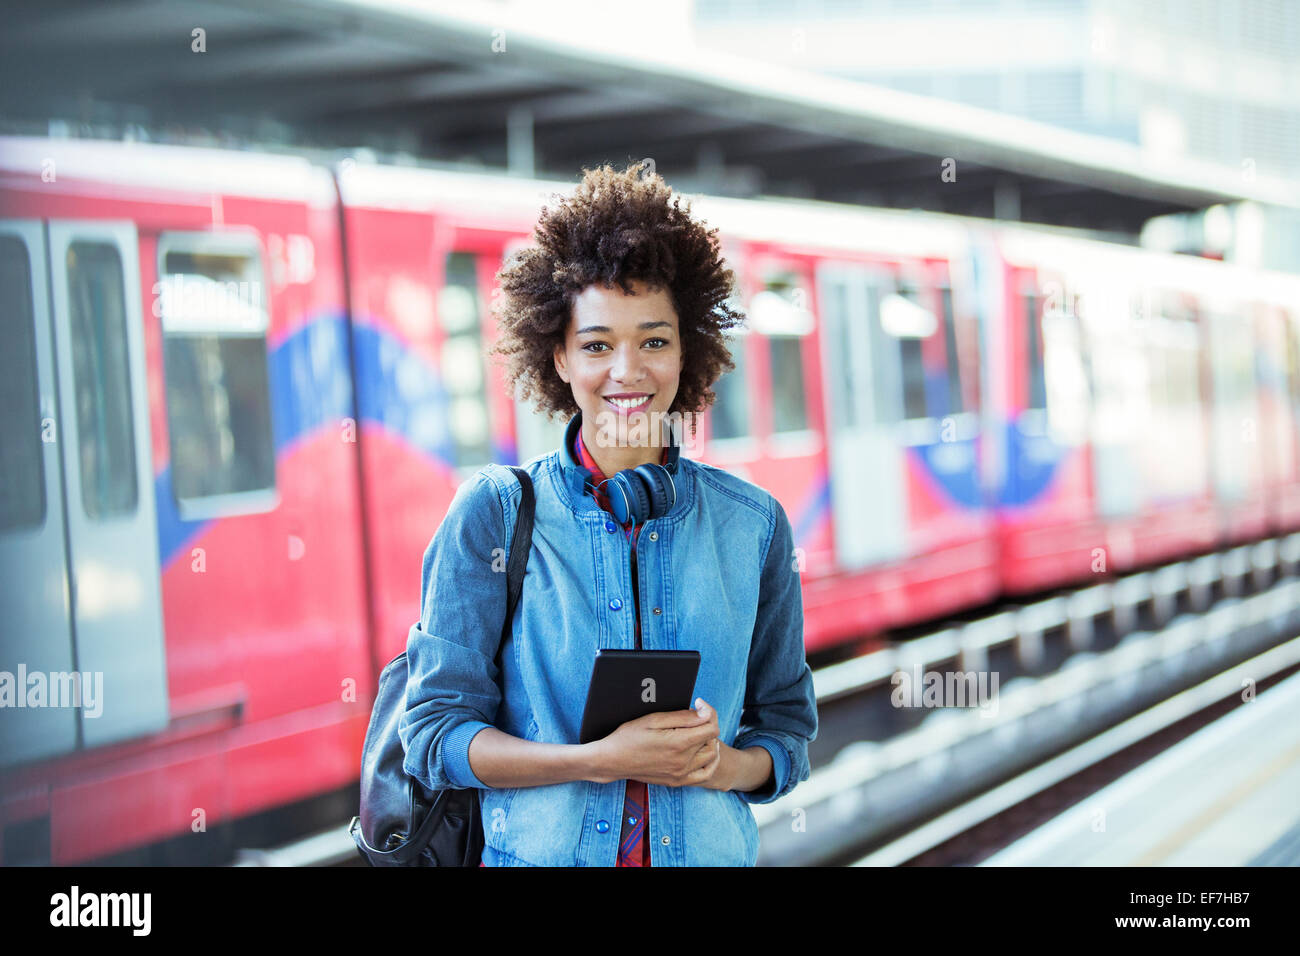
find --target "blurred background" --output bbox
[2,0,1300,868]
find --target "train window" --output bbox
[440,252,492,468]
[1143,306,1197,410]
[1287,317,1300,412]
[753,276,811,434]
[1024,290,1047,411]
[939,287,964,417]
[0,236,45,531]
[821,278,860,430]
[158,235,275,511]
[67,241,138,520]
[769,336,808,433]
[711,324,751,440]
[1147,335,1169,408]
[888,282,930,421]
[1167,321,1200,407]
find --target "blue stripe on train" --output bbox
[158,317,1031,567]
[157,316,525,567]
[157,315,352,567]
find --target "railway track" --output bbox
[851,640,1300,866]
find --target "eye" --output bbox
[582,339,670,353]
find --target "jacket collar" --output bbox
[554,410,694,521]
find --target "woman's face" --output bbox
[553,278,684,453]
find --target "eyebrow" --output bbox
[577,321,674,335]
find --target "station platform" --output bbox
[982,667,1300,866]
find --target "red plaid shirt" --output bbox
[481,429,664,866]
[575,426,662,867]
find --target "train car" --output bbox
[990,228,1300,589]
[694,195,1001,648]
[0,136,371,863]
[338,163,1002,660]
[2,133,1297,864]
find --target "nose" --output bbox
[610,341,647,385]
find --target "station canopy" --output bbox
[4,0,1298,236]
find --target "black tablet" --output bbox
[578,649,702,744]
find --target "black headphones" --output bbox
[560,410,681,525]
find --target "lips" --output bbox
[605,394,653,414]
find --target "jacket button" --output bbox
[595,820,610,834]
[652,607,662,615]
[649,531,658,541]
[660,835,671,845]
[605,520,617,533]
[609,598,622,611]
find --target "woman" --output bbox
[399,161,818,866]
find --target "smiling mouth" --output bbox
[605,395,653,413]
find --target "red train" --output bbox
[1,135,1298,864]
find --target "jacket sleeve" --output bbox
[398,469,511,791]
[732,497,819,805]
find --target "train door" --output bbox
[53,223,167,749]
[1279,308,1300,529]
[1205,305,1260,507]
[491,237,567,464]
[1256,304,1292,501]
[431,231,564,469]
[0,221,77,766]
[700,241,756,473]
[741,257,823,551]
[815,262,907,568]
[1078,272,1143,521]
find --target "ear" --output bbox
[553,342,569,383]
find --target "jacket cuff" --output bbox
[442,719,494,789]
[738,736,791,805]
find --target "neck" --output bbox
[581,421,667,477]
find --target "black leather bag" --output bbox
[349,466,535,866]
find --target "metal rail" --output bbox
[852,636,1300,866]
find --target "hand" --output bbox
[586,697,722,788]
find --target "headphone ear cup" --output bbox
[633,464,673,519]
[608,470,652,525]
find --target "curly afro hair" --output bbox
[489,160,745,438]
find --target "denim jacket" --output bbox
[399,415,818,866]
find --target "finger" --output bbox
[706,738,721,770]
[690,741,722,780]
[648,708,709,729]
[685,724,720,750]
[692,737,721,769]
[693,698,720,731]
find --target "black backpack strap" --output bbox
[495,466,535,668]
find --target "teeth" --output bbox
[608,396,649,408]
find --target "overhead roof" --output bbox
[3,0,1296,235]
